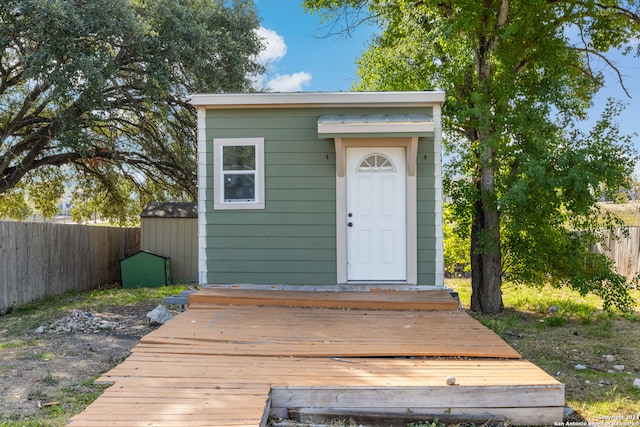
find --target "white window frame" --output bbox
[213,137,265,210]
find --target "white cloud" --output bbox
[254,27,287,65]
[266,72,313,92]
[251,27,312,92]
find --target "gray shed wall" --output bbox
[141,217,198,283]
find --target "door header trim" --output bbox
[334,137,419,177]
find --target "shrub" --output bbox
[614,192,628,204]
[443,204,471,277]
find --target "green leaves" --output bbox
[1,0,263,223]
[306,0,640,311]
[0,185,32,220]
[24,168,67,219]
[499,101,636,311]
[443,203,471,276]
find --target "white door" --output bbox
[346,147,406,281]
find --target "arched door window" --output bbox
[357,153,395,173]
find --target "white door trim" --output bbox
[335,138,418,285]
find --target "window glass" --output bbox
[224,173,255,202]
[223,146,255,171]
[213,138,265,210]
[358,153,395,172]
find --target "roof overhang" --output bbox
[190,91,445,109]
[317,114,434,138]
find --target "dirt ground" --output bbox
[0,300,164,422]
[1,288,639,425]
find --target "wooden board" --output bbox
[97,354,560,388]
[87,354,563,426]
[139,305,521,359]
[68,383,272,427]
[188,288,460,311]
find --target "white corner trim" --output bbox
[433,104,444,287]
[196,107,208,286]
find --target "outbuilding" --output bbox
[120,250,170,288]
[140,202,198,283]
[190,91,445,288]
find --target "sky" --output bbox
[254,0,373,92]
[254,0,640,164]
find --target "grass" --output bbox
[598,201,640,226]
[0,379,111,427]
[0,339,38,350]
[2,285,189,339]
[407,421,445,427]
[31,352,55,361]
[0,284,190,427]
[41,372,60,386]
[447,278,640,422]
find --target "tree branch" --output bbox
[571,46,631,97]
[592,1,640,23]
[310,2,379,39]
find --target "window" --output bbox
[357,153,395,173]
[213,138,265,210]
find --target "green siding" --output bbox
[205,236,335,250]
[268,176,335,190]
[207,225,334,238]
[202,106,440,286]
[210,248,335,262]
[416,136,440,285]
[203,108,338,285]
[206,213,334,225]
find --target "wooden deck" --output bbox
[68,289,565,426]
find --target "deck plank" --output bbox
[97,355,561,387]
[138,305,521,359]
[69,290,564,427]
[188,288,460,311]
[68,383,272,427]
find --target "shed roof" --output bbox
[141,202,197,218]
[190,91,445,108]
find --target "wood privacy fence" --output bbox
[0,221,139,314]
[591,226,640,281]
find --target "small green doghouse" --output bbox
[120,250,171,288]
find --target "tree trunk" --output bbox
[468,4,507,313]
[470,153,503,314]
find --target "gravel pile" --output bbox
[34,310,119,334]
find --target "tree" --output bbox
[443,203,471,278]
[305,0,639,312]
[0,0,263,224]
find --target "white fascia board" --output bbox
[190,91,446,108]
[318,121,435,135]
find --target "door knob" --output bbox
[348,222,353,227]
[348,213,353,217]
